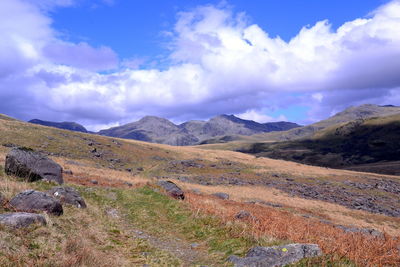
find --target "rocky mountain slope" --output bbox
[29,119,88,133]
[237,114,400,175]
[202,104,400,144]
[98,114,300,146]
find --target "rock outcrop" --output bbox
[9,190,63,216]
[228,243,322,267]
[5,148,63,184]
[212,192,229,200]
[47,186,86,208]
[0,212,47,228]
[157,180,185,200]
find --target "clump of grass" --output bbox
[186,192,400,266]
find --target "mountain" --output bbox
[29,119,88,133]
[253,104,400,142]
[99,114,301,146]
[237,114,400,175]
[98,116,198,146]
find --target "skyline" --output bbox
[0,0,399,131]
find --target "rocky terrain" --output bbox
[0,112,400,266]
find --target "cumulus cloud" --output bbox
[0,0,400,130]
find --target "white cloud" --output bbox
[0,0,400,130]
[236,109,287,123]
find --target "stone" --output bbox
[64,170,73,175]
[235,210,254,220]
[0,212,47,228]
[156,180,185,200]
[9,190,63,216]
[124,181,133,187]
[91,180,98,185]
[47,186,86,208]
[212,192,229,200]
[5,147,63,184]
[228,243,322,267]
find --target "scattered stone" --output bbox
[192,189,201,194]
[47,186,86,208]
[64,170,73,175]
[90,148,97,153]
[137,167,144,171]
[191,243,199,249]
[91,180,98,185]
[125,168,132,172]
[9,190,63,216]
[0,192,4,205]
[124,181,133,187]
[228,243,322,267]
[0,212,47,228]
[5,147,64,184]
[336,225,383,237]
[156,180,185,200]
[212,192,229,200]
[105,208,119,218]
[235,210,254,220]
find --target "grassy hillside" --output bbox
[237,114,400,175]
[1,114,400,266]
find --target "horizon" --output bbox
[1,0,399,131]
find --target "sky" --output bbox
[0,0,399,131]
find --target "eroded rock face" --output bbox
[157,180,185,200]
[0,212,47,228]
[47,187,86,208]
[9,190,63,216]
[228,243,322,267]
[5,148,63,184]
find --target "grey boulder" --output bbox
[9,190,63,216]
[5,147,63,184]
[212,192,229,200]
[47,186,86,208]
[0,212,46,228]
[228,243,322,267]
[157,180,185,200]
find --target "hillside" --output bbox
[0,114,400,266]
[29,119,88,133]
[98,114,300,146]
[202,104,400,144]
[237,114,400,175]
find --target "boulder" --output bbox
[5,147,63,184]
[9,190,63,216]
[157,180,185,200]
[228,243,322,267]
[0,212,46,228]
[212,192,229,200]
[47,186,86,208]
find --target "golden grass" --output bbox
[186,193,400,266]
[176,182,400,236]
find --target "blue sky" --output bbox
[0,0,399,130]
[52,0,389,62]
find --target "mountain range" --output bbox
[29,119,88,133]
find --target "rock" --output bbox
[336,225,383,237]
[0,192,4,205]
[105,208,119,218]
[212,192,229,200]
[235,210,254,220]
[137,167,144,171]
[191,243,199,249]
[228,243,322,267]
[64,170,73,175]
[5,147,63,184]
[156,180,185,200]
[0,212,47,228]
[9,190,63,216]
[124,181,133,187]
[91,180,98,185]
[47,186,86,208]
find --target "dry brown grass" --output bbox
[177,182,400,236]
[186,193,400,266]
